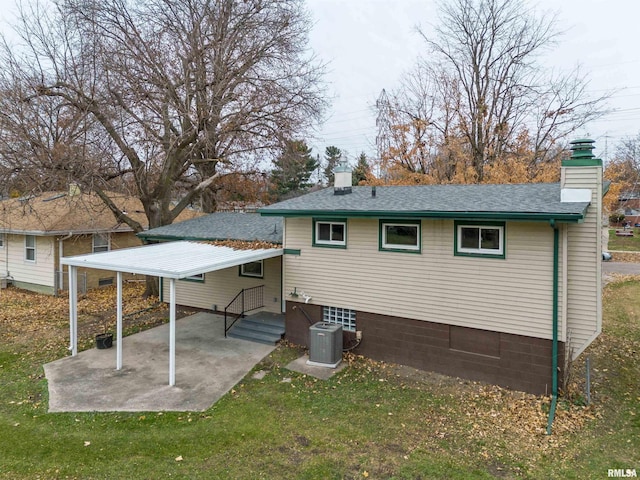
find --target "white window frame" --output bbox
[183,273,205,282]
[381,221,421,252]
[239,260,263,278]
[322,306,356,332]
[92,233,110,253]
[25,235,36,262]
[456,223,504,256]
[314,220,346,247]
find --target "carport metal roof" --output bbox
[61,241,283,387]
[61,241,283,278]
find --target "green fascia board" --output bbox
[561,158,603,167]
[260,210,585,223]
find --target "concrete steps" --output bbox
[227,312,285,345]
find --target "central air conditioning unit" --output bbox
[307,322,342,368]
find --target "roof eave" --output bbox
[259,209,586,223]
[0,227,135,236]
[137,232,282,244]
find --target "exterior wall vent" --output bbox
[307,322,342,367]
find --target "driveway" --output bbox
[44,312,276,412]
[602,262,640,275]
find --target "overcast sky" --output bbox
[306,0,640,163]
[1,0,638,164]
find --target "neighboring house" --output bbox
[0,186,199,294]
[138,212,284,314]
[94,139,605,395]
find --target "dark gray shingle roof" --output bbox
[259,183,590,220]
[139,212,283,243]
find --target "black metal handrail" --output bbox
[224,285,264,337]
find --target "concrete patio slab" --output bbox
[44,312,276,412]
[285,354,346,380]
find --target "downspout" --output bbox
[546,219,559,435]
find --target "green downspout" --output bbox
[546,220,559,435]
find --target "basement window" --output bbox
[322,306,356,332]
[455,221,505,258]
[313,219,346,248]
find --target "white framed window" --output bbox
[239,260,263,278]
[92,233,110,253]
[25,235,36,262]
[380,220,421,252]
[322,306,356,332]
[313,219,346,247]
[455,222,505,258]
[0,234,4,248]
[183,273,205,282]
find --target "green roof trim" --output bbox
[561,158,603,167]
[260,209,585,223]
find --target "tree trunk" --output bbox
[143,276,160,299]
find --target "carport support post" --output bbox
[69,265,78,356]
[169,277,176,386]
[116,272,123,370]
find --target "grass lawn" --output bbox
[1,282,639,479]
[608,228,640,251]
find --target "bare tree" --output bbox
[0,0,326,218]
[376,0,608,183]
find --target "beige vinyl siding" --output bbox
[563,166,602,358]
[284,217,562,340]
[164,256,282,314]
[3,234,55,287]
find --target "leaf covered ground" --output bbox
[0,280,638,479]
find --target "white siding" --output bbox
[1,234,55,288]
[163,256,282,314]
[563,166,602,358]
[284,217,561,340]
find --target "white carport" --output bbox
[61,241,283,386]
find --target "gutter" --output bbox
[547,219,560,435]
[258,209,586,223]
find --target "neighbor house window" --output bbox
[323,306,356,332]
[239,260,263,278]
[25,235,36,261]
[0,234,4,248]
[380,220,421,252]
[313,219,346,248]
[455,221,505,258]
[92,233,110,253]
[182,273,205,282]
